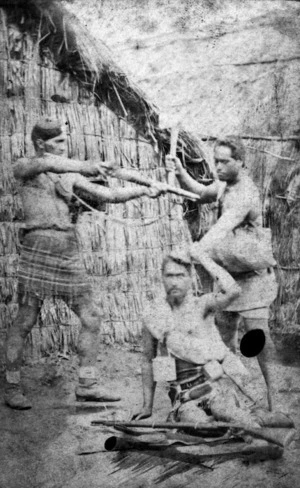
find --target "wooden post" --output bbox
[167,126,179,187]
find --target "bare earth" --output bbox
[1,341,300,488]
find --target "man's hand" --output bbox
[165,155,183,175]
[146,181,168,198]
[131,406,152,420]
[88,161,118,178]
[100,161,119,177]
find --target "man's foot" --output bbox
[4,387,32,410]
[75,385,121,402]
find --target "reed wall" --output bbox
[0,9,191,360]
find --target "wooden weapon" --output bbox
[90,419,295,448]
[89,166,203,202]
[166,126,179,187]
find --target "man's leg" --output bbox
[71,297,121,402]
[216,311,240,353]
[243,317,277,411]
[5,297,40,409]
[210,377,260,428]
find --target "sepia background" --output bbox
[0,1,300,487]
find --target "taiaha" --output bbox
[90,419,295,448]
[90,167,202,201]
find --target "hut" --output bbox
[72,1,300,343]
[0,0,210,361]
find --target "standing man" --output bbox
[5,117,165,410]
[166,137,278,410]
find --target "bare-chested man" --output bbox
[166,137,278,410]
[5,117,165,410]
[133,251,272,427]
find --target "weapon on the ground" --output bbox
[90,419,295,448]
[100,435,284,463]
[89,166,202,202]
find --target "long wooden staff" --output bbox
[89,167,202,201]
[90,419,295,448]
[167,125,179,187]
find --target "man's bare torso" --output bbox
[218,173,262,227]
[19,171,76,231]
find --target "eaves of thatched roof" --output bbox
[0,0,208,168]
[0,0,159,137]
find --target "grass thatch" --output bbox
[0,1,208,357]
[1,0,158,137]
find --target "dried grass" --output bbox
[244,139,300,331]
[0,4,204,356]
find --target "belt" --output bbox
[231,270,260,279]
[179,374,206,391]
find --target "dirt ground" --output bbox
[1,339,300,488]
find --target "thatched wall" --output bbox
[247,140,300,336]
[0,3,196,360]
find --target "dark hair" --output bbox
[31,118,64,147]
[161,251,192,275]
[215,136,246,163]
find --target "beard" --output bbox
[166,290,185,306]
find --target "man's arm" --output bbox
[132,326,157,420]
[13,154,109,180]
[189,251,241,313]
[197,204,252,250]
[166,155,218,203]
[204,280,241,314]
[74,174,161,203]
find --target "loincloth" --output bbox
[224,268,278,313]
[172,376,259,428]
[17,228,91,304]
[169,356,260,427]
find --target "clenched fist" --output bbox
[146,181,168,198]
[165,155,183,175]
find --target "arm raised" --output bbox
[189,246,241,313]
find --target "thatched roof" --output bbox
[1,0,208,168]
[1,0,159,136]
[0,1,206,354]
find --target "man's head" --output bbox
[31,118,67,156]
[162,251,192,306]
[214,136,246,183]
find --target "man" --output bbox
[166,137,278,410]
[134,251,269,427]
[5,117,165,410]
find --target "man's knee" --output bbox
[11,304,39,337]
